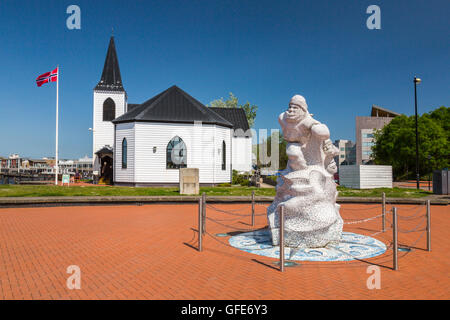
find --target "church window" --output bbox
[122,138,127,169]
[222,141,226,170]
[167,136,187,169]
[103,98,116,121]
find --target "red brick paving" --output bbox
[0,202,448,300]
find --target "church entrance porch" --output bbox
[95,146,113,185]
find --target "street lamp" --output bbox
[414,76,421,190]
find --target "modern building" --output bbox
[92,36,252,186]
[0,154,93,176]
[59,156,93,175]
[21,159,51,174]
[0,154,22,172]
[355,105,400,164]
[333,139,356,167]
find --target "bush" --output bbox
[232,170,244,185]
[240,180,250,187]
[217,183,231,187]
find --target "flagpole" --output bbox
[55,65,59,185]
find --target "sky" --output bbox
[0,0,448,159]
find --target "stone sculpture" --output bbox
[267,95,343,248]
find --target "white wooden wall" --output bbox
[115,122,232,184]
[339,165,393,189]
[114,122,135,183]
[232,136,253,172]
[92,91,126,156]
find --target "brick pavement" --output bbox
[0,202,448,300]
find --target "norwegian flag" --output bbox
[36,67,58,87]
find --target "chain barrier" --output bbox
[207,204,249,213]
[208,201,386,232]
[208,215,248,222]
[396,206,426,220]
[399,231,426,255]
[205,216,259,232]
[202,221,402,270]
[340,205,381,211]
[397,220,427,234]
[199,198,430,271]
[205,204,250,216]
[386,200,425,211]
[343,214,383,225]
[206,204,266,217]
[367,230,384,237]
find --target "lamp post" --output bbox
[414,76,421,190]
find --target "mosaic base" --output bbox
[228,229,386,262]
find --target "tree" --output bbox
[372,106,449,180]
[208,93,258,128]
[428,106,450,139]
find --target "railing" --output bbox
[195,192,432,272]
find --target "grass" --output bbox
[0,184,275,197]
[337,186,431,198]
[0,184,432,198]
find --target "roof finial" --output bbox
[111,27,114,37]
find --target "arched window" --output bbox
[103,98,116,121]
[222,140,226,170]
[122,138,127,169]
[166,136,187,169]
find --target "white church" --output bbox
[92,37,253,186]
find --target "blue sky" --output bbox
[0,0,448,159]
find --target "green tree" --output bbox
[428,106,450,139]
[372,107,449,180]
[208,92,258,127]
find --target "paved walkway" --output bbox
[0,203,448,300]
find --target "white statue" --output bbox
[267,95,343,248]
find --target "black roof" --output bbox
[113,86,233,128]
[127,104,140,111]
[95,146,113,156]
[94,36,125,92]
[209,107,251,137]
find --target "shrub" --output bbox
[240,180,250,187]
[217,183,231,187]
[232,170,245,185]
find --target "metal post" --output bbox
[198,198,202,252]
[414,77,420,190]
[393,207,398,271]
[279,206,285,272]
[426,200,431,252]
[55,65,60,186]
[382,192,386,232]
[202,192,206,235]
[251,191,255,227]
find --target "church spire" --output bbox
[95,36,124,92]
